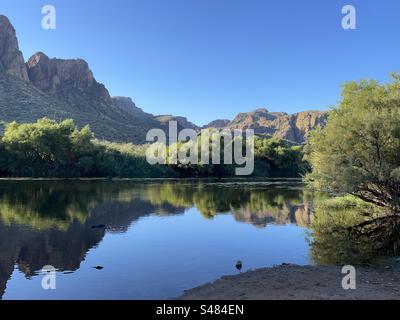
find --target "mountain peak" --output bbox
[203,119,231,129]
[28,52,50,63]
[0,15,9,24]
[0,15,29,81]
[253,107,269,113]
[0,14,327,145]
[227,108,328,143]
[111,96,155,120]
[26,52,110,101]
[154,115,200,131]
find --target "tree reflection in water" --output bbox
[309,196,400,266]
[2,180,398,298]
[0,179,314,297]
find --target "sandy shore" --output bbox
[180,263,400,300]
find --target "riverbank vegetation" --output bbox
[306,74,400,263]
[306,74,400,214]
[0,118,306,178]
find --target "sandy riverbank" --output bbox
[180,263,400,300]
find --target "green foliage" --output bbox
[305,75,400,211]
[164,134,307,177]
[253,137,307,177]
[314,194,374,211]
[94,140,176,178]
[1,118,92,176]
[149,131,306,178]
[0,118,306,178]
[0,118,175,178]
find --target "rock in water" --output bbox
[91,224,106,229]
[93,266,104,270]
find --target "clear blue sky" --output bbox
[1,0,399,125]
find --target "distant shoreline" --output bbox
[0,177,303,182]
[180,263,400,300]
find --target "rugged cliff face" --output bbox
[0,15,28,81]
[26,52,111,101]
[111,96,155,120]
[203,119,231,129]
[0,14,327,144]
[289,110,328,142]
[0,15,160,143]
[0,15,205,143]
[154,115,200,132]
[226,108,327,143]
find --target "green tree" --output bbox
[254,137,305,177]
[1,118,94,176]
[0,118,306,178]
[305,74,400,213]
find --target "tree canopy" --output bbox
[305,74,400,212]
[0,118,174,177]
[0,118,306,178]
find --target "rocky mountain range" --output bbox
[0,15,327,144]
[209,108,328,143]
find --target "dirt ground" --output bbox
[180,263,400,300]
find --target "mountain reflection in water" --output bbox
[0,179,317,299]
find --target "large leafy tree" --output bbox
[305,74,400,213]
[1,118,94,176]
